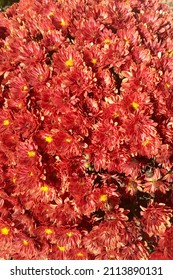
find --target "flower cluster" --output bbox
[0,0,173,260]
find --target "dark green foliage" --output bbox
[0,0,19,11]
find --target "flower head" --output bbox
[140,202,172,237]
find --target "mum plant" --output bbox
[0,0,173,260]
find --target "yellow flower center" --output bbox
[131,101,139,110]
[27,151,36,157]
[84,162,90,168]
[4,43,10,50]
[61,19,67,27]
[65,138,72,143]
[142,138,150,146]
[58,246,65,251]
[124,37,129,43]
[1,227,10,235]
[104,38,111,43]
[22,85,28,92]
[165,83,171,88]
[12,177,16,184]
[77,252,84,257]
[40,185,49,192]
[65,59,74,67]
[44,228,52,234]
[45,135,53,143]
[23,240,28,246]
[3,119,10,126]
[99,194,108,202]
[38,74,43,81]
[66,232,73,237]
[91,58,97,64]
[113,112,119,118]
[48,11,54,17]
[168,50,173,57]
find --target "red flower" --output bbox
[13,110,38,139]
[124,177,142,196]
[89,184,120,212]
[1,0,173,260]
[55,199,82,226]
[11,212,36,236]
[25,63,51,87]
[50,8,70,33]
[120,241,149,260]
[155,144,172,170]
[60,67,94,98]
[74,17,104,44]
[83,44,109,70]
[123,113,162,158]
[36,128,82,158]
[52,45,83,72]
[13,165,41,196]
[10,232,38,260]
[35,226,57,244]
[149,250,168,260]
[15,41,45,64]
[91,122,122,152]
[157,225,173,260]
[49,244,68,260]
[15,141,40,167]
[31,202,61,225]
[65,248,89,260]
[142,168,170,195]
[0,219,14,259]
[54,227,82,251]
[140,202,172,237]
[42,29,65,52]
[0,109,13,133]
[19,181,57,208]
[120,88,153,116]
[83,208,129,257]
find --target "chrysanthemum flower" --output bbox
[15,141,40,166]
[19,181,57,210]
[13,165,41,195]
[54,227,82,251]
[1,0,173,260]
[48,243,68,260]
[83,208,129,256]
[120,241,149,260]
[83,44,109,70]
[35,226,57,244]
[42,29,65,52]
[123,113,162,158]
[140,202,172,237]
[149,250,168,260]
[10,232,38,260]
[31,202,61,225]
[15,41,46,64]
[52,45,83,72]
[142,168,170,194]
[65,248,89,260]
[74,17,104,44]
[11,212,36,236]
[25,63,51,87]
[91,122,122,152]
[157,225,173,260]
[13,110,38,139]
[0,109,12,133]
[0,219,13,259]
